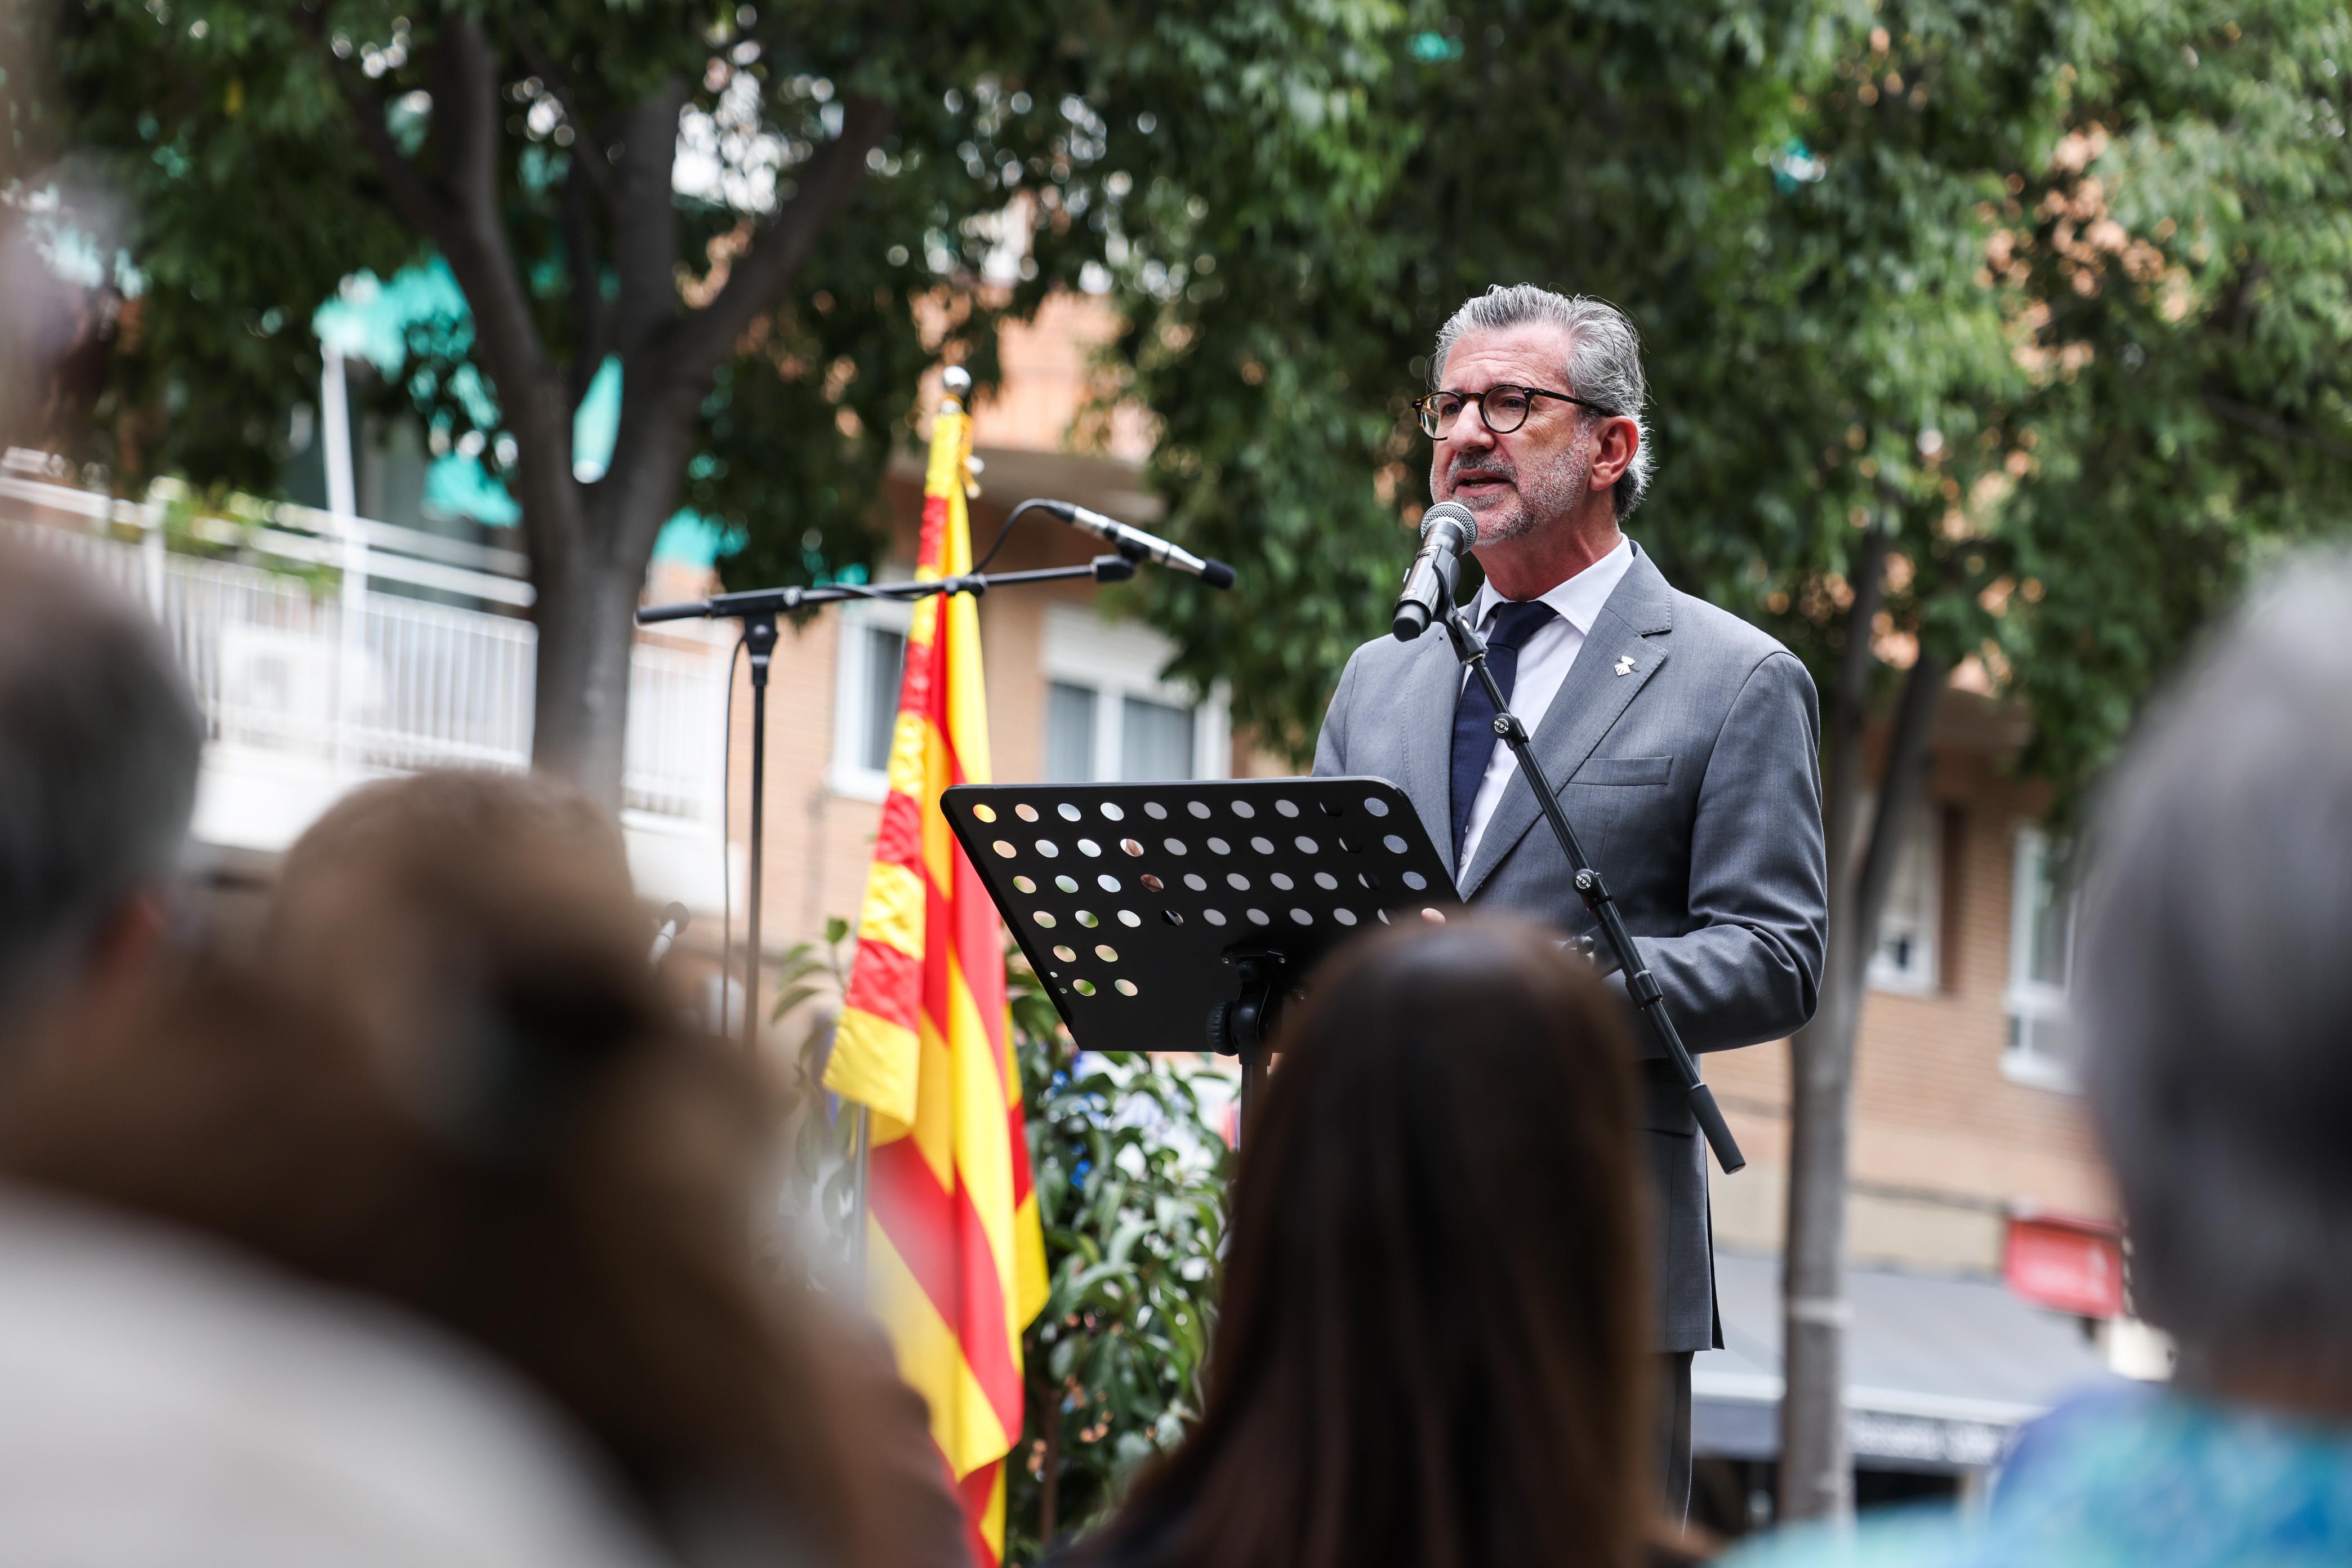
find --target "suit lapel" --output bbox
[1458,547,1676,900]
[1392,632,1465,880]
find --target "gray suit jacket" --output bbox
[1312,542,1827,1351]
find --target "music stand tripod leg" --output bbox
[1210,946,1286,1146]
[1239,1052,1271,1143]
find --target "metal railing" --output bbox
[0,467,728,837]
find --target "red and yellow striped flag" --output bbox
[824,388,1049,1565]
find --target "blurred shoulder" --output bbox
[1716,1511,1980,1568]
[0,1183,667,1568]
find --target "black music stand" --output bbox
[942,777,1458,1134]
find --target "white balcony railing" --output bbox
[0,465,730,907]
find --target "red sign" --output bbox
[2004,1213,2125,1317]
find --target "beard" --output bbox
[1443,434,1591,545]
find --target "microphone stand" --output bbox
[1436,581,1747,1174]
[639,554,1138,1057]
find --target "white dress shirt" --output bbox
[1455,536,1637,871]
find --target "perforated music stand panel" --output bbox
[943,777,1459,1054]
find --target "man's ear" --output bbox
[70,889,176,1057]
[1589,415,1641,493]
[7,888,175,1071]
[87,888,172,991]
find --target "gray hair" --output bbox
[0,538,202,1020]
[2079,550,2352,1372]
[1431,286,1655,523]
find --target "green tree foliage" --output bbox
[1007,1006,1228,1564]
[1976,6,2352,789]
[34,0,1397,803]
[1095,0,2352,1521]
[1105,0,2351,779]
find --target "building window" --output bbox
[856,623,908,773]
[2004,827,2079,1089]
[1122,693,1196,779]
[830,598,911,801]
[1046,681,1099,782]
[1861,796,1941,994]
[1040,604,1229,783]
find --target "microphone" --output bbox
[1392,501,1480,641]
[1034,500,1236,589]
[648,902,690,966]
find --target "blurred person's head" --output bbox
[2,767,850,1561]
[1086,916,1652,1568]
[1426,286,1652,602]
[2081,550,2352,1410]
[259,767,649,1135]
[0,537,201,1054]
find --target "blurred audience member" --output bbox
[0,966,676,1567]
[1073,916,1687,1568]
[0,769,952,1566]
[0,549,663,1563]
[1728,554,2352,1566]
[259,770,964,1568]
[0,537,201,1063]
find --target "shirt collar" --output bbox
[1470,535,1637,636]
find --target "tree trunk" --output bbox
[1038,1373,1062,1547]
[322,23,889,818]
[1779,528,1949,1523]
[524,377,700,810]
[530,550,647,814]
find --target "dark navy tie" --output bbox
[1450,599,1559,861]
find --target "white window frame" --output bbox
[828,595,914,803]
[1859,794,1942,996]
[2003,825,2080,1091]
[1040,604,1231,783]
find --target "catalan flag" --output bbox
[824,386,1048,1565]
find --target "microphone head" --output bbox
[1200,559,1236,590]
[659,901,690,934]
[1420,500,1478,548]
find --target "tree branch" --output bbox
[563,150,607,410]
[342,15,571,564]
[429,16,547,383]
[301,12,460,245]
[2203,393,2352,465]
[510,30,611,201]
[610,81,691,361]
[1849,645,1948,975]
[315,12,555,418]
[1821,522,1892,942]
[421,19,568,476]
[662,93,895,386]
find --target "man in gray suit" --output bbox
[1313,286,1828,1513]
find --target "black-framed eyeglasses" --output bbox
[1411,384,1611,439]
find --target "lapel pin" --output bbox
[1614,654,1636,676]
